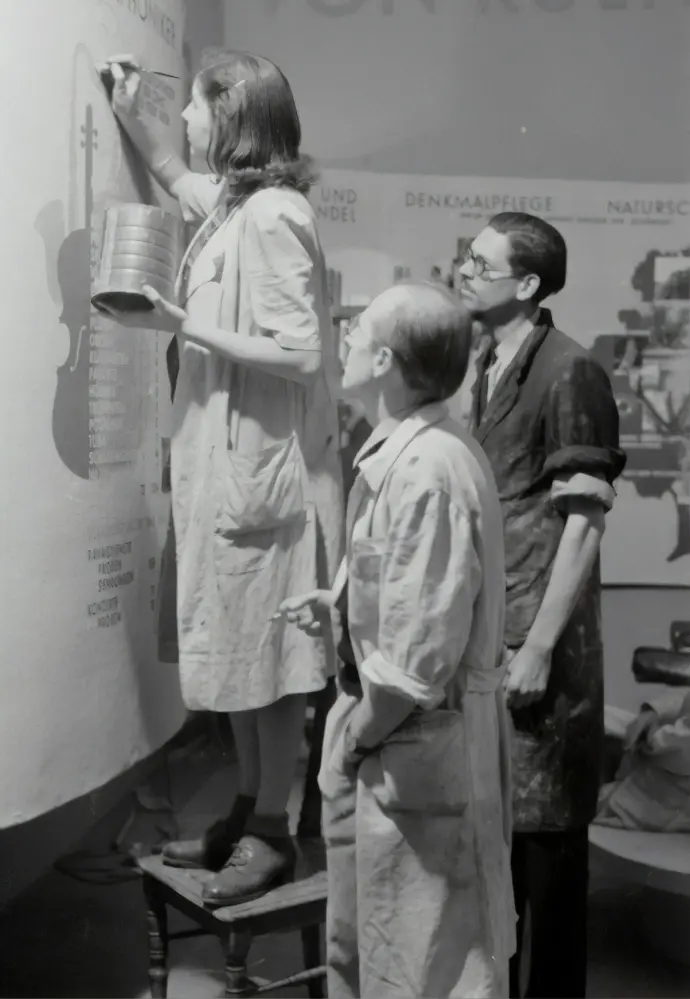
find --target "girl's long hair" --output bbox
[196,51,318,198]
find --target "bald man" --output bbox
[279,283,515,998]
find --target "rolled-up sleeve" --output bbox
[172,171,225,222]
[244,195,322,352]
[359,488,482,709]
[543,355,627,513]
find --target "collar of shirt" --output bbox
[492,307,541,371]
[352,401,449,494]
[485,307,541,403]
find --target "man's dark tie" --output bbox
[477,345,496,423]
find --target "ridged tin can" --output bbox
[91,203,182,316]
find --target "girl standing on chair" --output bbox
[101,51,343,906]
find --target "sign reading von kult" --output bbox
[263,0,434,14]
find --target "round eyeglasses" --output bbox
[462,248,516,281]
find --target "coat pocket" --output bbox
[347,538,384,633]
[368,710,469,816]
[212,517,313,659]
[216,434,308,536]
[213,435,310,577]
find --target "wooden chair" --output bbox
[139,841,328,997]
[138,683,335,997]
[591,702,690,967]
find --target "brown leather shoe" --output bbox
[202,833,296,907]
[162,794,256,871]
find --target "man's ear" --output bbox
[372,344,395,380]
[516,273,541,303]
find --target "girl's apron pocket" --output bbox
[213,434,309,577]
[212,515,312,659]
[214,524,286,577]
[215,434,309,537]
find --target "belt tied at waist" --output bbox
[339,660,506,698]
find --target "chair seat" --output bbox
[597,704,690,894]
[589,825,690,896]
[139,843,329,997]
[139,852,328,924]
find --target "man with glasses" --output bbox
[458,213,626,998]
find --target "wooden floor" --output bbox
[1,744,689,997]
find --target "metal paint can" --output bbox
[91,204,182,316]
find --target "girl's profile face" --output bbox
[181,79,213,158]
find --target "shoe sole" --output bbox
[162,849,237,872]
[161,856,208,870]
[202,867,295,909]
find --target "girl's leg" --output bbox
[202,694,308,906]
[161,711,257,871]
[228,708,261,799]
[254,693,307,817]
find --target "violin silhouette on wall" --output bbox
[36,40,152,481]
[35,45,100,480]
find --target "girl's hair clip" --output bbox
[218,77,246,98]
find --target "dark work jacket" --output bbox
[471,308,626,832]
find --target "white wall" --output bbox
[220,0,690,712]
[183,0,224,84]
[221,0,690,182]
[0,0,187,829]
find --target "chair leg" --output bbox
[143,878,169,999]
[298,679,336,839]
[223,929,253,997]
[301,925,325,999]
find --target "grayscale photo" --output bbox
[0,1,688,997]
